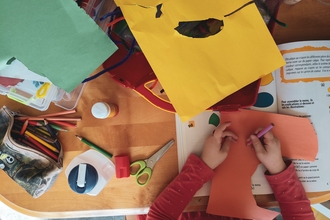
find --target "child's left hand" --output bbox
[201,122,238,169]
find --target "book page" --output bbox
[175,111,220,196]
[275,40,330,192]
[176,41,330,195]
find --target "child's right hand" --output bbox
[248,129,286,175]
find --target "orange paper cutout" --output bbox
[207,109,318,219]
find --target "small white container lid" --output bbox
[65,150,115,196]
[91,102,110,119]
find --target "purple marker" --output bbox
[247,123,274,146]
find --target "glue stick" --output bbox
[91,102,119,119]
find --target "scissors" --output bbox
[130,139,175,186]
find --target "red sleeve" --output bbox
[146,154,214,220]
[265,161,315,220]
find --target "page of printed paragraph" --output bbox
[275,40,330,192]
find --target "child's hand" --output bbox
[201,122,238,169]
[248,129,286,175]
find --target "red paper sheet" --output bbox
[206,109,318,219]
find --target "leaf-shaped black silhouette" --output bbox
[175,18,224,38]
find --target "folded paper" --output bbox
[0,0,117,92]
[114,0,285,121]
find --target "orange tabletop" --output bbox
[0,0,330,218]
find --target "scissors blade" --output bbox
[147,139,175,169]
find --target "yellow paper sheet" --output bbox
[207,109,318,219]
[114,0,285,121]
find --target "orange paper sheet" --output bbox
[207,109,318,219]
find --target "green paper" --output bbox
[0,0,117,92]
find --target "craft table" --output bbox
[0,0,330,218]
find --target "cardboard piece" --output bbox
[0,0,117,92]
[206,109,318,219]
[114,0,285,121]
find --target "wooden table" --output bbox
[0,0,330,218]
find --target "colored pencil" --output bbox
[42,122,68,132]
[246,123,275,146]
[15,119,42,127]
[11,129,21,135]
[43,120,56,137]
[26,126,57,143]
[49,120,76,128]
[14,121,52,137]
[16,109,76,120]
[35,127,52,136]
[25,131,59,153]
[21,139,43,152]
[28,121,43,126]
[24,136,58,160]
[75,135,113,158]
[44,120,61,151]
[11,128,58,160]
[20,120,29,135]
[37,109,76,117]
[16,117,81,122]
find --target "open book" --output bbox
[176,40,330,196]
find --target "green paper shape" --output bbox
[0,0,117,92]
[209,113,220,127]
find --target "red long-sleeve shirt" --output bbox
[138,154,314,220]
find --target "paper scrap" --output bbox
[0,59,50,82]
[206,109,318,219]
[0,77,22,87]
[0,0,117,92]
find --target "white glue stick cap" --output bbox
[91,102,110,119]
